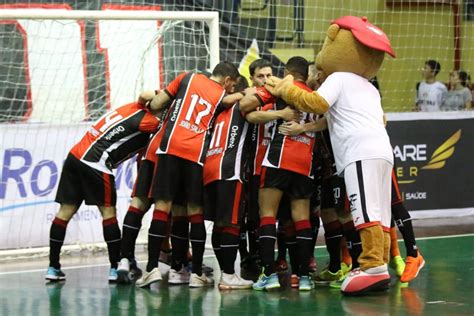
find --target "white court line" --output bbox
[1,233,472,276]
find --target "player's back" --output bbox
[71,102,159,173]
[158,73,226,165]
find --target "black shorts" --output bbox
[260,167,313,199]
[55,153,116,207]
[320,174,346,211]
[131,160,155,199]
[204,180,244,226]
[151,154,203,206]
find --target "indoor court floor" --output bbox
[1,218,473,315]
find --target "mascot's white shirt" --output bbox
[317,72,393,175]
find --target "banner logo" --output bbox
[395,129,461,184]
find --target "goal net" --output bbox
[1,1,473,256]
[0,6,219,255]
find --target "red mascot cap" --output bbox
[332,16,396,58]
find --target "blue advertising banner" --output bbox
[386,112,474,211]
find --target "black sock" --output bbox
[221,227,240,274]
[286,234,299,276]
[295,220,313,276]
[247,221,259,256]
[49,217,69,269]
[170,216,189,271]
[103,217,121,269]
[392,203,418,257]
[341,221,361,269]
[120,206,144,261]
[259,217,277,276]
[239,223,249,259]
[146,209,168,272]
[310,211,320,251]
[276,223,287,260]
[189,214,206,276]
[212,226,223,270]
[324,220,343,273]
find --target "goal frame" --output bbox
[0,9,220,70]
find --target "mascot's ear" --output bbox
[327,24,340,41]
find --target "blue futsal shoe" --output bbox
[252,272,280,291]
[298,275,314,291]
[109,268,118,283]
[45,267,66,281]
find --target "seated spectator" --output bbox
[441,70,472,111]
[415,59,447,112]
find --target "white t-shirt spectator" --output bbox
[416,81,447,112]
[317,72,393,175]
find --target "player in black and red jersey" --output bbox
[202,75,256,289]
[135,62,240,288]
[45,91,160,282]
[241,57,318,291]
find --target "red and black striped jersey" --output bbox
[203,104,249,185]
[70,102,160,174]
[259,82,317,177]
[157,72,226,165]
[246,104,275,176]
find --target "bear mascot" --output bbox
[265,16,397,296]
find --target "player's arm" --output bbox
[264,75,329,114]
[149,90,172,114]
[221,91,246,108]
[278,116,328,136]
[245,106,298,124]
[239,87,270,113]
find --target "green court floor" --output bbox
[1,234,473,315]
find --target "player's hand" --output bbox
[264,75,294,97]
[279,106,299,122]
[278,121,305,136]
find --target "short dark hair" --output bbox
[285,56,309,81]
[425,59,441,75]
[458,70,469,87]
[234,75,249,92]
[249,59,273,76]
[212,61,240,79]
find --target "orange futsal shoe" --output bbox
[401,252,425,283]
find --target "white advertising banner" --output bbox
[0,123,139,250]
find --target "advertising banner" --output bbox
[386,112,474,211]
[0,123,139,249]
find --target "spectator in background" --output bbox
[441,70,472,111]
[415,59,447,112]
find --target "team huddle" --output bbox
[45,55,425,295]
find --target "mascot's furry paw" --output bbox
[264,75,294,98]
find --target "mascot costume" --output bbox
[265,16,396,296]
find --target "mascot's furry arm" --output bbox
[264,75,329,114]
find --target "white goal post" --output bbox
[0,9,220,70]
[0,9,220,257]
